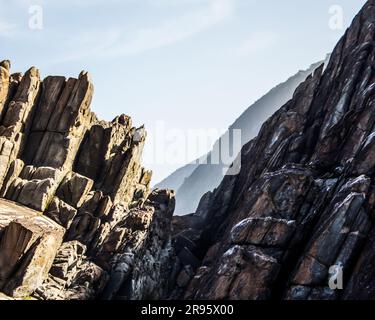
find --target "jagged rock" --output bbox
[49,241,87,282]
[285,177,372,299]
[0,59,174,301]
[14,178,56,211]
[0,66,41,189]
[169,1,375,301]
[343,228,375,299]
[230,217,296,248]
[56,172,93,208]
[102,190,175,300]
[45,197,77,229]
[34,240,107,300]
[0,199,64,298]
[227,247,280,300]
[0,60,10,120]
[65,210,102,246]
[0,159,24,197]
[5,166,64,211]
[74,115,132,182]
[63,261,108,300]
[79,190,112,218]
[2,0,375,302]
[29,72,93,171]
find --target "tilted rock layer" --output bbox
[169,1,375,300]
[0,60,175,300]
[2,1,375,301]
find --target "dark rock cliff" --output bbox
[170,1,375,300]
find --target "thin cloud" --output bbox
[6,0,220,9]
[51,0,235,63]
[107,0,235,56]
[44,0,216,8]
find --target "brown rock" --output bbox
[231,217,296,248]
[0,67,41,188]
[0,61,174,301]
[45,197,78,229]
[0,60,10,119]
[0,199,64,298]
[56,172,93,208]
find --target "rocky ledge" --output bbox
[0,61,175,300]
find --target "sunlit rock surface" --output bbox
[0,62,175,300]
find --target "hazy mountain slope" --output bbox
[154,162,198,191]
[172,57,329,215]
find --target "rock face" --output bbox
[169,1,375,300]
[0,62,175,300]
[1,1,375,301]
[0,199,65,298]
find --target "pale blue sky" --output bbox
[0,0,367,183]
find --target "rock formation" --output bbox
[169,1,375,300]
[1,0,375,301]
[0,61,175,300]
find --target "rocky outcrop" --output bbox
[0,62,175,300]
[101,189,175,300]
[170,1,375,300]
[2,1,375,301]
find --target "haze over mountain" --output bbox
[157,57,330,215]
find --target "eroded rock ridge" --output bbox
[0,61,175,300]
